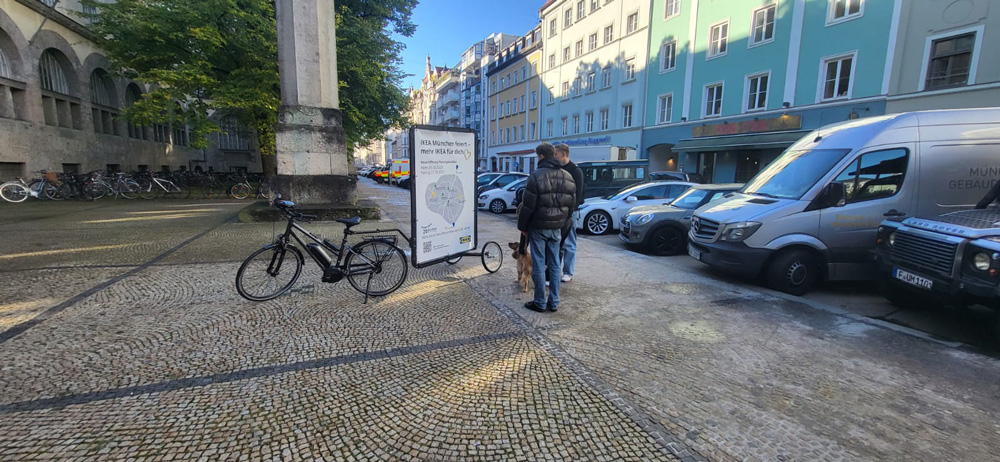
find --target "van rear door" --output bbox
[818,145,916,279]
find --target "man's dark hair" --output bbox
[554,143,570,156]
[535,142,556,158]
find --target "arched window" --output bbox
[218,115,251,150]
[124,83,144,139]
[90,69,118,135]
[39,49,79,129]
[172,102,188,146]
[0,48,11,79]
[0,39,26,120]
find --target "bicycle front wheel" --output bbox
[0,182,29,203]
[236,245,304,301]
[481,241,503,273]
[43,183,63,200]
[164,184,190,199]
[345,240,408,297]
[231,183,251,200]
[120,180,140,200]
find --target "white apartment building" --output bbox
[538,0,652,161]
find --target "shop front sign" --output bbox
[693,115,802,138]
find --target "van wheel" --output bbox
[585,211,611,235]
[766,249,820,296]
[489,199,506,214]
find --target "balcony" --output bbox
[443,109,461,123]
[437,91,460,108]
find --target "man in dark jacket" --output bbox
[517,143,577,312]
[554,143,584,283]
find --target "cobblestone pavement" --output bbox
[1,185,999,461]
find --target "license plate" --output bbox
[688,246,701,261]
[893,268,932,290]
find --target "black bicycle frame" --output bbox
[276,217,392,276]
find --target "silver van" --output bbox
[687,108,1000,295]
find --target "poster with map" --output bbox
[409,126,477,268]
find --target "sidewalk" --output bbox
[0,184,998,461]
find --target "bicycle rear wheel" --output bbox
[236,245,304,301]
[345,240,408,297]
[0,182,29,203]
[85,182,109,200]
[164,183,190,199]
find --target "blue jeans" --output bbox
[560,226,577,277]
[529,228,562,309]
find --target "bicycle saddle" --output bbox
[337,216,361,227]
[276,200,295,208]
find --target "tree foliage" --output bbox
[83,0,416,157]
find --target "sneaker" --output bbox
[523,301,546,313]
[561,274,572,283]
[545,280,549,287]
[548,305,558,312]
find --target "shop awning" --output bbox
[498,149,534,156]
[672,131,811,152]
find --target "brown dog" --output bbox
[508,237,532,293]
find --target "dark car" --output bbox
[476,172,527,196]
[650,171,704,183]
[620,184,742,255]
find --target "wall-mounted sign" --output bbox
[558,135,612,147]
[409,125,478,268]
[692,115,802,138]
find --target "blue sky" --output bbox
[397,1,543,90]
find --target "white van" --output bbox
[687,108,1000,295]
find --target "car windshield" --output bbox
[506,178,527,191]
[605,183,655,200]
[670,189,736,209]
[741,149,850,200]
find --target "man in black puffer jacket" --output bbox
[517,142,577,313]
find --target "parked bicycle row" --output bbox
[0,170,271,203]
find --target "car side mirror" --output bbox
[823,182,846,208]
[625,196,638,204]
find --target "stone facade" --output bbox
[0,0,263,180]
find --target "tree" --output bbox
[83,0,416,160]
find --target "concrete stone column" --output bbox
[272,0,355,205]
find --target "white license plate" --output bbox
[893,268,932,290]
[688,246,701,261]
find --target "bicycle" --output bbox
[235,197,409,302]
[0,171,59,203]
[137,171,191,199]
[86,171,141,200]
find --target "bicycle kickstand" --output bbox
[363,273,374,304]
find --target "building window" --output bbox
[708,21,729,58]
[520,95,525,112]
[589,33,598,51]
[153,123,168,143]
[577,0,586,20]
[531,91,538,108]
[590,0,599,13]
[530,122,537,140]
[564,9,573,28]
[513,98,518,113]
[576,40,583,57]
[704,83,723,117]
[587,72,595,92]
[549,18,557,37]
[562,81,570,98]
[750,5,776,46]
[124,84,145,139]
[925,32,975,90]
[491,82,496,94]
[39,49,80,129]
[657,94,673,124]
[513,126,518,142]
[604,25,614,44]
[513,72,518,85]
[821,54,853,100]
[173,122,189,147]
[218,115,252,150]
[522,66,527,80]
[621,103,633,128]
[561,117,568,135]
[506,100,511,115]
[602,66,612,88]
[600,109,609,130]
[548,88,555,104]
[574,77,581,96]
[521,124,526,141]
[626,12,639,34]
[660,41,677,72]
[665,0,680,19]
[624,58,636,81]
[563,47,570,62]
[90,69,119,136]
[586,112,594,132]
[500,77,505,89]
[549,54,556,69]
[746,73,769,111]
[828,0,863,24]
[573,115,580,134]
[547,119,553,137]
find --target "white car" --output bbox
[478,178,527,214]
[574,181,694,234]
